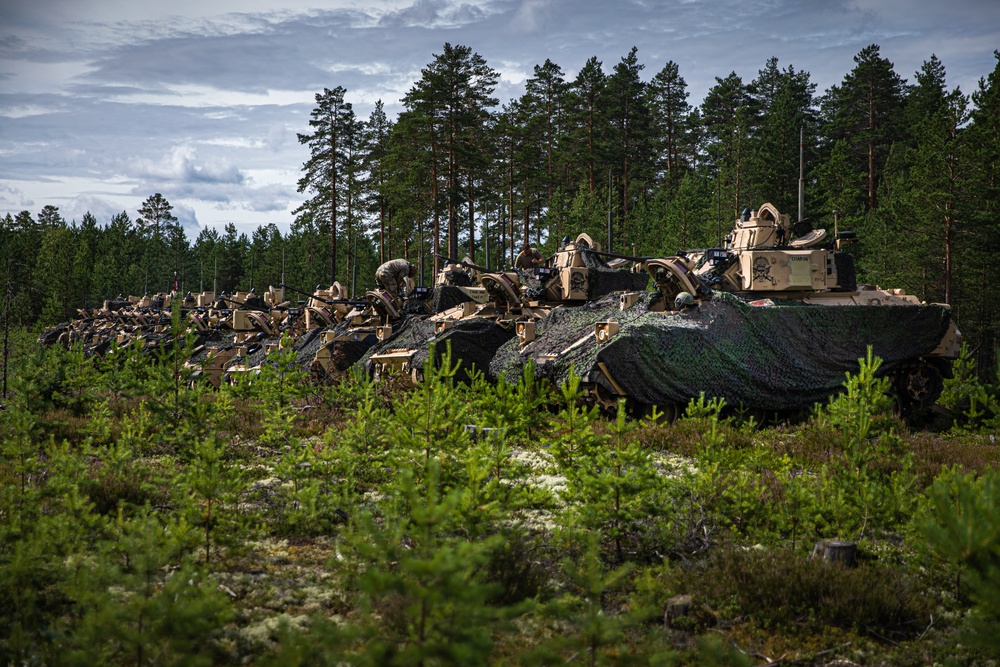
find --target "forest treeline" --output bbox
[3,44,1000,370]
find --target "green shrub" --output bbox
[921,468,1000,655]
[938,343,1000,432]
[691,547,929,631]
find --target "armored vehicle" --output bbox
[490,204,961,418]
[306,272,490,381]
[364,235,649,382]
[39,284,314,387]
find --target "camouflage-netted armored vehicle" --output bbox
[491,204,961,418]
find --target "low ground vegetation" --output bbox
[2,326,999,665]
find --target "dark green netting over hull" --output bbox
[401,284,479,315]
[316,284,482,374]
[577,250,651,297]
[490,291,953,410]
[359,315,432,367]
[517,250,649,299]
[361,315,515,380]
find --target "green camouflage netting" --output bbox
[518,250,649,299]
[305,285,481,374]
[423,284,479,314]
[361,315,515,381]
[490,291,953,410]
[428,319,516,379]
[578,250,651,297]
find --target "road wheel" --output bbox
[895,361,943,410]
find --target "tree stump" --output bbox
[811,540,858,567]
[663,594,693,628]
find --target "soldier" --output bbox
[375,258,417,300]
[514,242,544,270]
[674,291,697,311]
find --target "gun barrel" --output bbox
[279,282,362,306]
[433,253,490,273]
[279,282,317,300]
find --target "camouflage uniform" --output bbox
[375,259,413,299]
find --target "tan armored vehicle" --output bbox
[305,269,493,380]
[491,204,961,418]
[366,235,650,382]
[39,282,317,388]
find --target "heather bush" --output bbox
[690,547,930,631]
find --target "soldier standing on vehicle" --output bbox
[514,242,545,270]
[375,258,417,300]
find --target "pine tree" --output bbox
[535,533,636,666]
[137,193,179,241]
[348,463,508,665]
[73,212,98,307]
[821,44,908,213]
[136,194,182,295]
[965,51,1000,371]
[565,56,609,193]
[646,60,693,197]
[606,47,655,241]
[177,433,244,565]
[92,211,143,299]
[701,72,756,218]
[247,223,285,292]
[36,204,65,230]
[906,56,972,306]
[402,43,499,267]
[362,100,394,263]
[34,224,77,324]
[523,59,570,238]
[220,222,248,293]
[561,401,660,564]
[296,86,357,283]
[747,58,818,213]
[922,469,1000,654]
[62,511,231,666]
[383,105,438,278]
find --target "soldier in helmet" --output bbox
[674,291,697,311]
[375,258,418,301]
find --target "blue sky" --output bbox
[2,0,998,235]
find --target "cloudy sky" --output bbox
[2,0,998,236]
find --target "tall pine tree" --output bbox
[295,86,356,284]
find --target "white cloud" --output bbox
[510,0,551,33]
[61,194,127,225]
[129,146,246,185]
[495,59,533,86]
[0,104,53,118]
[0,183,34,209]
[107,85,315,109]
